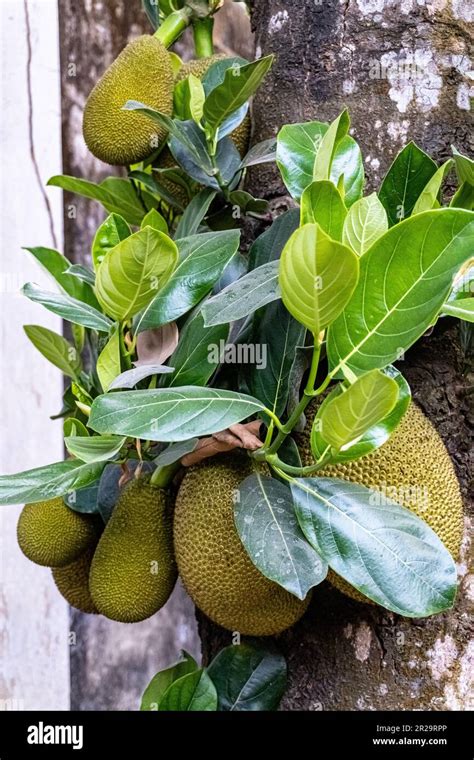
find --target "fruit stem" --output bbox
[154,8,193,49]
[193,17,214,58]
[150,461,181,487]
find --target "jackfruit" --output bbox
[83,35,174,165]
[89,477,176,623]
[295,402,464,603]
[52,545,98,614]
[17,498,101,568]
[174,453,311,636]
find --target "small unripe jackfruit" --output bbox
[83,36,174,165]
[296,402,464,604]
[89,477,177,623]
[174,453,310,636]
[17,498,101,568]
[52,545,98,614]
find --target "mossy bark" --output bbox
[198,0,473,710]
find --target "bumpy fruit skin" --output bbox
[17,498,101,568]
[89,477,177,623]
[83,36,174,165]
[296,402,464,603]
[174,453,311,635]
[52,545,98,614]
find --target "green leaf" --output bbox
[89,387,265,442]
[129,169,185,211]
[141,208,168,234]
[450,181,474,211]
[24,325,81,379]
[142,0,160,30]
[327,209,474,378]
[48,175,150,227]
[141,652,198,711]
[249,209,299,269]
[63,418,89,437]
[313,109,350,182]
[153,439,199,467]
[174,73,205,123]
[202,56,249,95]
[342,192,388,255]
[311,366,411,463]
[162,311,229,387]
[136,230,240,332]
[64,434,126,464]
[276,121,364,206]
[24,246,99,308]
[158,669,217,711]
[207,642,287,711]
[63,480,100,514]
[279,223,359,334]
[22,284,113,332]
[174,188,217,239]
[202,261,280,326]
[95,227,178,322]
[442,297,474,322]
[317,369,399,451]
[109,363,174,390]
[203,56,273,131]
[96,326,121,392]
[91,213,131,271]
[247,299,305,417]
[169,124,240,189]
[240,138,277,169]
[0,459,105,505]
[66,264,96,287]
[452,146,474,186]
[412,160,453,215]
[300,181,347,240]
[235,474,327,599]
[378,142,437,226]
[292,477,458,617]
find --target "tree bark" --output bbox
[198,0,474,710]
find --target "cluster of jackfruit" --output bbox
[17,477,176,623]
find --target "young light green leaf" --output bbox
[24,325,81,379]
[95,227,178,321]
[0,459,105,505]
[188,74,205,123]
[292,477,457,617]
[22,284,113,332]
[202,261,280,326]
[279,223,359,334]
[318,369,399,451]
[342,193,388,255]
[203,56,273,131]
[96,326,121,392]
[108,363,174,390]
[140,208,168,234]
[64,434,126,464]
[412,159,453,215]
[91,213,132,270]
[136,230,240,332]
[63,418,89,437]
[313,109,350,182]
[207,642,287,712]
[162,311,229,387]
[450,182,474,211]
[158,669,217,711]
[89,387,265,442]
[328,209,474,378]
[141,652,198,711]
[300,180,347,240]
[452,146,474,186]
[442,297,474,322]
[174,187,217,239]
[378,142,437,226]
[235,473,327,599]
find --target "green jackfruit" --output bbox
[52,545,98,614]
[89,477,177,623]
[17,498,101,568]
[83,35,174,165]
[174,453,310,636]
[295,402,464,603]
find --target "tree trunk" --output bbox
[198,0,473,711]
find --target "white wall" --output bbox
[0,0,69,710]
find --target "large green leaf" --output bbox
[136,230,240,332]
[207,642,287,711]
[292,477,458,617]
[22,284,113,332]
[24,246,99,307]
[95,227,178,322]
[141,652,198,711]
[279,223,359,334]
[91,213,131,271]
[89,387,265,441]
[235,473,327,599]
[248,208,299,270]
[442,297,474,322]
[328,209,474,378]
[313,109,350,182]
[317,369,399,451]
[276,121,364,206]
[162,311,229,387]
[96,326,121,392]
[202,261,279,326]
[158,669,217,711]
[342,193,388,255]
[0,459,105,505]
[203,56,273,131]
[24,325,81,380]
[378,142,437,226]
[65,434,126,464]
[412,160,453,215]
[300,181,347,240]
